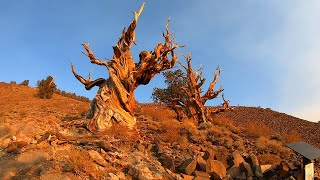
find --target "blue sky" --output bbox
[1,1,319,122]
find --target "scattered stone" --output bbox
[181,174,194,180]
[11,136,17,141]
[6,141,28,153]
[206,160,226,179]
[0,138,11,149]
[88,150,108,167]
[106,173,119,180]
[39,171,70,180]
[235,172,247,180]
[128,163,159,180]
[99,141,113,152]
[115,171,126,179]
[161,155,175,172]
[263,170,277,179]
[180,158,197,175]
[287,163,298,171]
[227,166,242,179]
[215,153,228,169]
[196,156,207,171]
[30,139,37,144]
[252,165,263,178]
[136,143,145,152]
[193,170,210,180]
[293,172,303,180]
[203,148,215,160]
[240,162,254,178]
[232,151,245,167]
[260,164,276,173]
[249,154,259,167]
[284,176,296,180]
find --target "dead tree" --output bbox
[71,3,179,132]
[173,53,230,123]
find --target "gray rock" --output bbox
[180,158,197,175]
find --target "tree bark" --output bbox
[173,53,230,123]
[71,3,179,132]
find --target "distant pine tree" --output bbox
[19,80,29,86]
[37,76,56,99]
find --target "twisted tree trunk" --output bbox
[173,53,231,123]
[71,3,179,132]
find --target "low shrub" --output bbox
[256,136,291,159]
[246,121,271,138]
[257,154,282,165]
[284,131,302,143]
[213,117,241,134]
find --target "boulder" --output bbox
[88,150,108,167]
[252,165,263,178]
[206,160,226,179]
[260,164,276,173]
[240,162,254,178]
[106,173,119,180]
[263,170,277,179]
[6,141,28,153]
[215,153,228,169]
[161,155,175,172]
[249,154,259,167]
[196,156,207,171]
[235,172,247,180]
[128,163,160,180]
[232,151,245,167]
[193,170,210,180]
[181,174,194,180]
[227,166,242,179]
[0,138,11,149]
[180,158,197,175]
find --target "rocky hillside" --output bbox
[217,106,320,148]
[0,82,319,179]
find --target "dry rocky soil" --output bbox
[0,82,319,179]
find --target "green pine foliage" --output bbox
[37,76,57,99]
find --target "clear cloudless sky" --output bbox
[1,1,319,122]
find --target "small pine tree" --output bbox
[20,80,29,86]
[37,76,56,99]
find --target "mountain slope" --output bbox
[217,106,320,148]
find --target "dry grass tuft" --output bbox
[257,154,282,165]
[256,136,291,159]
[213,117,241,134]
[64,150,102,178]
[284,131,302,143]
[246,121,271,138]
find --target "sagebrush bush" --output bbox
[37,76,56,99]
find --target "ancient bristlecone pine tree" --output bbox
[154,53,230,123]
[71,4,179,132]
